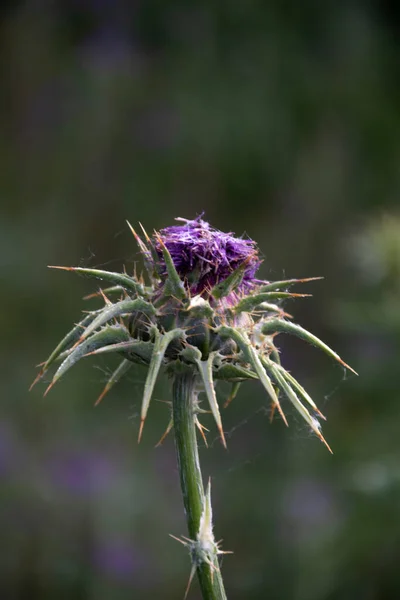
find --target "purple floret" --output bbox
[154,216,262,296]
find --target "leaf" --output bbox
[77,299,155,345]
[94,359,132,406]
[216,326,288,426]
[210,257,254,300]
[45,325,130,394]
[154,233,187,301]
[259,277,323,292]
[138,328,184,441]
[261,319,357,374]
[85,338,154,365]
[48,266,144,296]
[265,359,332,453]
[196,353,227,448]
[30,310,102,389]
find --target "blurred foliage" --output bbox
[1,1,400,599]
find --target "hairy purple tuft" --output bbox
[154,216,262,296]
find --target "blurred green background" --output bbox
[2,1,400,598]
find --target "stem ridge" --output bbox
[172,372,228,600]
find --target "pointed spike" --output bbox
[138,222,162,279]
[261,319,358,375]
[223,382,241,409]
[99,288,113,306]
[195,418,209,447]
[196,354,227,448]
[138,418,145,443]
[140,328,184,441]
[126,220,158,281]
[183,566,197,600]
[155,419,174,447]
[269,403,276,423]
[29,369,45,391]
[94,359,132,406]
[138,222,151,243]
[43,380,56,397]
[83,285,123,300]
[126,220,148,255]
[49,265,144,296]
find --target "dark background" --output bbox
[2,2,400,599]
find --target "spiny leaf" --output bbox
[138,328,184,442]
[252,291,311,301]
[49,266,144,296]
[94,359,132,406]
[195,352,227,448]
[210,256,254,300]
[259,277,323,292]
[235,293,308,313]
[30,310,102,389]
[213,363,258,381]
[77,298,155,346]
[216,326,288,426]
[44,325,130,395]
[85,339,154,365]
[154,233,187,301]
[83,285,124,300]
[261,319,358,375]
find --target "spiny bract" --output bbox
[31,216,357,451]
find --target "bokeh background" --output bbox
[2,2,400,599]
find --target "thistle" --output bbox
[31,216,356,599]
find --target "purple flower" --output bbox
[154,216,262,297]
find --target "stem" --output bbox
[172,371,228,600]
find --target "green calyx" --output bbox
[32,223,357,452]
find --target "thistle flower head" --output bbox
[32,217,357,453]
[154,216,261,297]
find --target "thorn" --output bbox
[83,290,101,300]
[269,403,276,423]
[156,420,173,447]
[275,402,288,427]
[338,358,358,376]
[138,222,151,243]
[183,566,196,600]
[314,406,327,421]
[195,418,209,447]
[29,369,44,391]
[138,418,145,443]
[217,424,227,449]
[48,265,74,271]
[99,288,112,306]
[94,386,109,407]
[317,431,333,454]
[43,380,56,397]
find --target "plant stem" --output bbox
[172,371,228,600]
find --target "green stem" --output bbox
[172,371,228,600]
